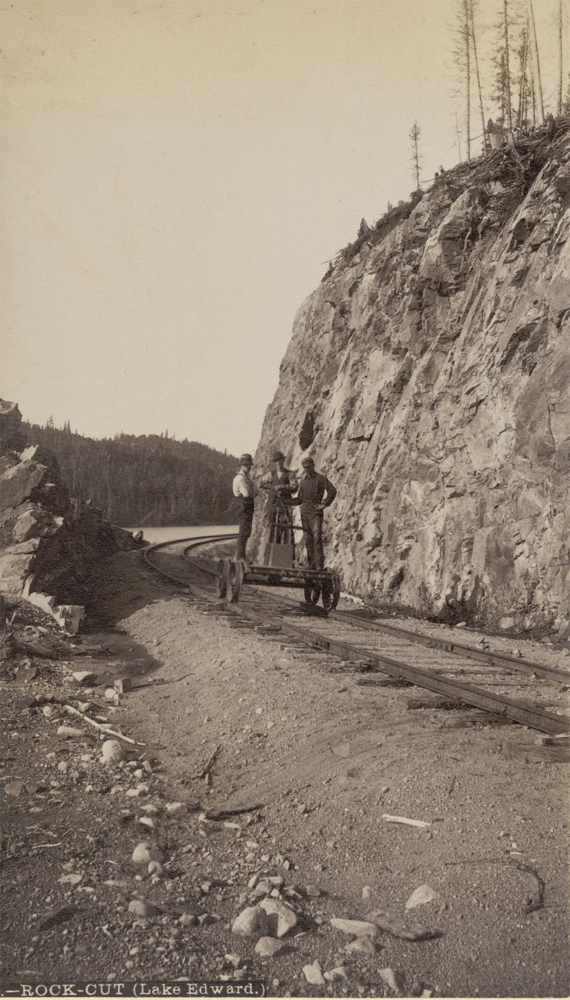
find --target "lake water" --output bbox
[126,524,238,544]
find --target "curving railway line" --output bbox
[144,534,570,738]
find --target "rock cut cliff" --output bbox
[254,124,570,632]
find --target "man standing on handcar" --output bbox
[287,456,337,570]
[233,453,258,562]
[264,450,298,543]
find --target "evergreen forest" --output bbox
[23,420,240,527]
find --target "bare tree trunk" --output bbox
[455,110,463,161]
[468,0,487,150]
[465,0,472,159]
[503,0,513,131]
[517,24,529,127]
[557,0,564,115]
[528,0,545,122]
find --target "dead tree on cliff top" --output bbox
[468,0,488,150]
[409,121,422,190]
[527,0,545,122]
[557,0,567,115]
[452,0,473,158]
[452,0,488,157]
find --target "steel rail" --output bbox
[145,537,570,736]
[181,545,568,686]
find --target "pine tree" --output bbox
[409,121,422,190]
[493,0,514,132]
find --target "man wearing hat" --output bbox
[288,457,337,570]
[233,454,258,561]
[265,450,298,544]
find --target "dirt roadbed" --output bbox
[1,550,569,998]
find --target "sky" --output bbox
[0,0,564,455]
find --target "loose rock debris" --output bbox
[1,563,569,996]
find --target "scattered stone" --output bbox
[499,617,516,630]
[16,661,38,682]
[128,899,159,917]
[57,726,85,739]
[231,906,269,939]
[72,671,97,686]
[105,688,120,705]
[303,961,325,986]
[131,842,163,866]
[141,804,160,815]
[405,884,438,909]
[330,918,377,938]
[255,937,288,957]
[5,781,24,796]
[138,817,155,829]
[165,801,185,814]
[362,885,373,901]
[148,862,163,877]
[259,898,297,937]
[379,967,401,993]
[344,937,377,955]
[180,913,198,927]
[305,884,320,898]
[114,677,133,694]
[224,954,242,968]
[324,967,348,983]
[58,874,83,886]
[101,740,124,765]
[297,802,307,815]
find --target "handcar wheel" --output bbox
[321,573,340,610]
[304,580,321,605]
[217,559,228,598]
[231,559,245,603]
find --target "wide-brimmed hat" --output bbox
[239,453,253,464]
[301,456,315,467]
[271,450,285,462]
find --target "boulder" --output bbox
[0,461,50,513]
[254,937,288,957]
[259,898,297,938]
[0,400,26,455]
[231,906,269,939]
[100,740,125,764]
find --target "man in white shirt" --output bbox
[232,453,258,561]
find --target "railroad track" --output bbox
[144,535,570,737]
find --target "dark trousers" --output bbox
[301,506,324,570]
[236,497,254,560]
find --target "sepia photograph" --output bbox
[0,0,569,997]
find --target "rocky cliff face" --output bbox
[0,400,140,626]
[254,125,570,633]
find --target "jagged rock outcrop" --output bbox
[254,128,570,632]
[0,400,140,619]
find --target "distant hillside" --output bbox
[22,421,239,526]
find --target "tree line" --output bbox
[23,418,240,527]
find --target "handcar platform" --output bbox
[218,483,341,610]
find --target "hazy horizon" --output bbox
[1,0,564,455]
